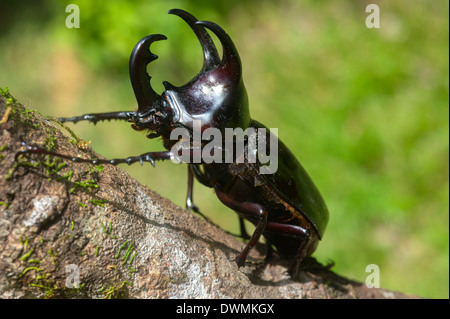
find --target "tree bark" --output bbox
[0,92,416,299]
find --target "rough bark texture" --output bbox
[0,92,416,299]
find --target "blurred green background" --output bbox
[0,0,448,298]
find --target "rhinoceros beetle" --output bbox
[17,9,329,277]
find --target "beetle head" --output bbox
[129,9,250,136]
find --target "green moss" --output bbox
[0,201,10,208]
[90,164,104,173]
[43,156,67,176]
[0,87,17,106]
[19,266,43,278]
[60,170,74,182]
[28,271,60,299]
[101,281,131,299]
[128,253,137,265]
[44,127,58,151]
[28,283,56,296]
[19,236,29,247]
[101,221,115,239]
[5,161,21,181]
[120,243,134,266]
[115,240,129,258]
[20,249,34,262]
[69,179,98,194]
[47,249,56,265]
[0,144,6,161]
[88,199,107,207]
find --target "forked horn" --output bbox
[168,9,221,72]
[129,34,167,115]
[196,20,242,80]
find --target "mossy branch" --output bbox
[0,89,416,299]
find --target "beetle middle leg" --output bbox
[187,165,250,239]
[186,165,200,213]
[16,143,177,167]
[185,165,213,223]
[238,217,251,240]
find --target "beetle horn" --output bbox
[129,34,167,115]
[195,20,242,80]
[168,9,220,72]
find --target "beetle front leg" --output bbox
[215,189,268,268]
[56,111,135,125]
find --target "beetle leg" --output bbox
[186,165,200,213]
[264,222,311,277]
[194,162,252,240]
[191,164,213,187]
[56,111,135,125]
[215,189,268,268]
[289,230,311,278]
[239,217,251,240]
[16,143,177,167]
[103,151,177,167]
[265,243,274,262]
[188,166,248,239]
[185,166,216,223]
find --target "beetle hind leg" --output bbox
[288,229,311,278]
[215,189,268,268]
[264,222,311,278]
[16,143,176,167]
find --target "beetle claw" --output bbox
[144,155,155,167]
[235,256,246,268]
